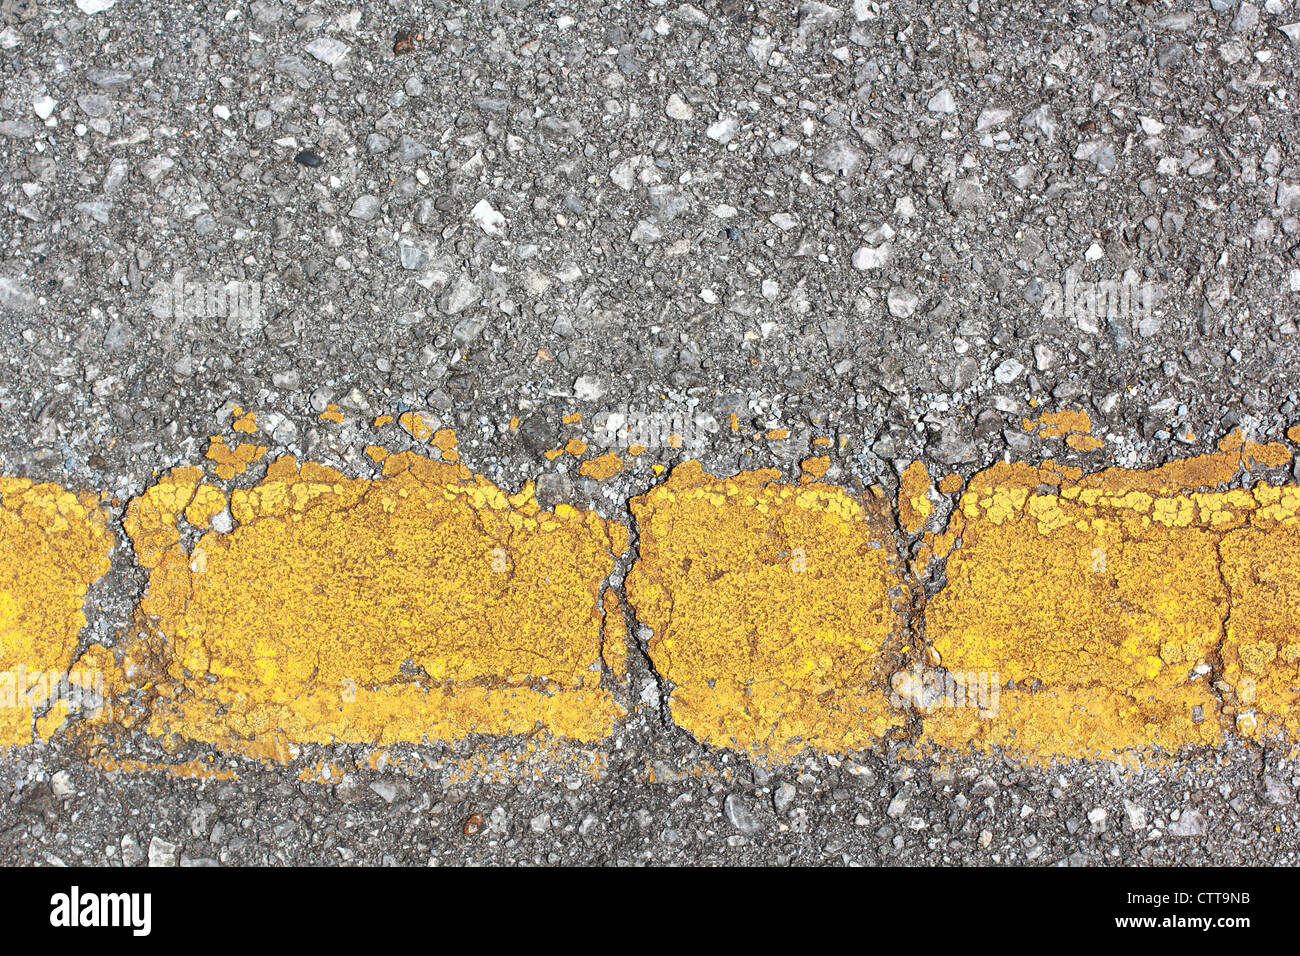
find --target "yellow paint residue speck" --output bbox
[579,453,623,481]
[319,404,343,424]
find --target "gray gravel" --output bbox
[2,0,1300,865]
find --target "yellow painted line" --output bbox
[0,478,112,745]
[921,439,1300,761]
[626,461,908,757]
[113,451,628,752]
[6,421,1300,766]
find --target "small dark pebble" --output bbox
[393,29,421,55]
[294,150,323,168]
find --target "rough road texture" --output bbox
[2,0,1300,865]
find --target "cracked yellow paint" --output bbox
[398,411,434,442]
[205,437,266,481]
[627,461,907,759]
[0,478,112,745]
[431,428,459,463]
[119,452,628,751]
[920,452,1300,761]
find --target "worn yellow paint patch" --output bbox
[563,413,582,425]
[938,473,964,494]
[319,404,343,423]
[601,590,628,680]
[627,443,647,457]
[0,479,113,746]
[627,461,907,759]
[765,428,790,441]
[898,460,933,534]
[431,428,459,463]
[205,437,266,481]
[123,467,206,569]
[579,453,623,481]
[373,415,394,427]
[183,484,226,530]
[1218,496,1300,741]
[1024,409,1092,438]
[565,438,587,456]
[232,411,257,434]
[1288,424,1300,443]
[121,452,628,750]
[1066,433,1104,451]
[918,455,1300,761]
[399,412,434,442]
[800,456,830,480]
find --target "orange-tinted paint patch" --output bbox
[579,453,623,481]
[800,456,830,480]
[398,412,434,442]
